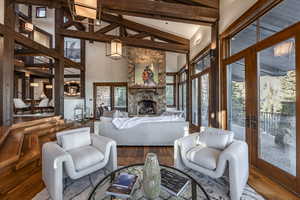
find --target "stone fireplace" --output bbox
[127,47,166,115]
[138,99,157,115]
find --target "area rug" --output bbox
[33,167,265,200]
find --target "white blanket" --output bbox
[112,115,185,129]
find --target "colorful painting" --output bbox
[134,63,159,86]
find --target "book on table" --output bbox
[106,172,138,198]
[160,168,190,196]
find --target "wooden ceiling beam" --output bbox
[14,66,54,78]
[14,0,63,8]
[129,32,149,39]
[102,13,189,45]
[95,23,119,34]
[64,58,83,70]
[59,29,189,53]
[173,0,219,9]
[101,0,218,25]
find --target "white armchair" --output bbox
[174,127,249,200]
[42,127,117,200]
[13,98,30,113]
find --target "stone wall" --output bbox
[127,47,166,115]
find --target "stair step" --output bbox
[0,131,24,170]
[0,126,10,147]
[34,121,74,137]
[22,119,65,135]
[11,116,61,131]
[15,135,40,170]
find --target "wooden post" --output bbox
[210,22,220,128]
[186,52,192,123]
[0,0,15,126]
[80,39,85,98]
[54,8,64,116]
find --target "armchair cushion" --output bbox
[68,145,104,171]
[198,127,234,150]
[187,146,221,170]
[61,131,91,151]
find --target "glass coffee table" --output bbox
[88,164,210,200]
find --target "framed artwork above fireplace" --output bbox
[134,62,159,87]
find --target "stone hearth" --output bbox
[127,47,166,115]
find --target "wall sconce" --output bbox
[30,82,39,87]
[45,85,53,89]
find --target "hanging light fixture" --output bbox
[106,39,125,60]
[24,22,34,32]
[68,0,102,26]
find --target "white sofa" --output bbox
[95,117,189,146]
[42,127,117,200]
[174,127,249,200]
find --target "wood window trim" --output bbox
[93,82,128,119]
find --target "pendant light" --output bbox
[68,0,102,26]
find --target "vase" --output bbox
[143,153,161,199]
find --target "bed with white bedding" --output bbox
[95,116,189,146]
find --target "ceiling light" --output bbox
[68,0,102,25]
[274,41,294,57]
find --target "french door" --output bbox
[191,69,210,131]
[223,23,300,193]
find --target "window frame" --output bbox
[36,7,47,18]
[166,73,176,107]
[93,82,128,119]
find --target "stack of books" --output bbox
[160,169,190,196]
[106,172,138,198]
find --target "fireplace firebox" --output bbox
[138,100,157,115]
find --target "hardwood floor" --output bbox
[1,146,299,200]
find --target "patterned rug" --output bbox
[33,167,265,200]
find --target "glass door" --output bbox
[253,36,298,190]
[191,70,210,129]
[226,58,246,141]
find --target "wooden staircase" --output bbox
[0,116,90,196]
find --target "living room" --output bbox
[1,0,300,200]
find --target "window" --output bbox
[194,53,210,74]
[229,0,300,56]
[178,68,187,118]
[94,83,127,119]
[64,37,81,63]
[36,7,47,18]
[191,51,211,128]
[166,74,176,107]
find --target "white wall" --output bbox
[219,0,258,34]
[0,0,4,24]
[32,6,55,46]
[166,52,178,72]
[177,54,186,69]
[85,41,128,116]
[190,26,211,60]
